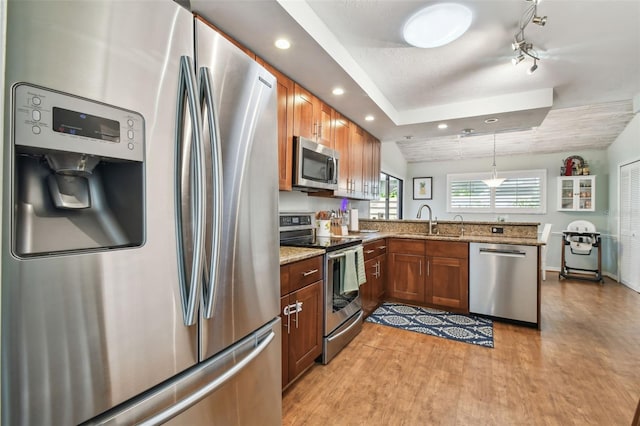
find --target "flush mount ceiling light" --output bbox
[332,87,345,95]
[403,3,473,48]
[274,38,291,50]
[438,123,448,129]
[511,0,547,74]
[483,133,505,188]
[365,115,375,121]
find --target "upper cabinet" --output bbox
[293,84,334,147]
[334,113,351,196]
[557,175,596,211]
[364,132,381,200]
[195,18,381,199]
[256,59,295,191]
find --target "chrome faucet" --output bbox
[453,214,465,236]
[416,204,434,235]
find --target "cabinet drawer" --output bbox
[426,240,468,259]
[388,238,425,255]
[288,256,323,293]
[364,240,387,262]
[363,239,387,261]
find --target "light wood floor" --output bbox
[282,275,640,425]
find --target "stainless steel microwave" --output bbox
[293,136,339,191]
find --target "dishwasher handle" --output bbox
[479,248,527,258]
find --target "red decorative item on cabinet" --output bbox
[565,158,573,176]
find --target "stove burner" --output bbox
[281,235,362,252]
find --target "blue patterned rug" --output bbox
[366,302,494,348]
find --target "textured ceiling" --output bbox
[189,0,640,161]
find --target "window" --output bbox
[447,169,546,214]
[370,173,403,219]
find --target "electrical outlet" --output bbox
[491,227,504,234]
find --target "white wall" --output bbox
[381,141,407,181]
[405,149,614,275]
[606,107,640,280]
[279,190,370,216]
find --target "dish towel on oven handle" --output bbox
[342,249,359,293]
[355,246,366,285]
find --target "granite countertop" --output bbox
[279,246,325,265]
[280,226,543,265]
[351,231,544,246]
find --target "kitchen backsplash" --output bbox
[279,191,370,216]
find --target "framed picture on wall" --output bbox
[413,177,432,200]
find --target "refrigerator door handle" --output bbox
[137,330,276,426]
[198,66,223,320]
[175,55,206,326]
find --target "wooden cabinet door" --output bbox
[371,138,381,199]
[259,63,294,191]
[288,281,323,382]
[349,124,365,198]
[363,258,377,317]
[334,113,351,195]
[293,84,317,140]
[387,252,425,302]
[317,101,334,148]
[427,256,469,311]
[375,255,386,303]
[280,296,290,388]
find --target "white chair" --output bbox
[540,223,552,281]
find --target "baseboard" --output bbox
[544,266,618,282]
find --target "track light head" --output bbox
[527,60,538,74]
[512,53,525,66]
[511,39,525,51]
[533,16,547,26]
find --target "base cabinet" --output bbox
[362,239,387,317]
[280,257,323,389]
[426,240,469,311]
[387,239,425,303]
[386,239,469,313]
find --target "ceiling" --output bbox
[188,0,640,162]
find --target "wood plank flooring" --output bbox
[282,276,640,425]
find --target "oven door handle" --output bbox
[326,311,364,343]
[327,248,358,260]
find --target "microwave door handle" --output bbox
[198,66,223,320]
[175,56,205,327]
[327,156,336,183]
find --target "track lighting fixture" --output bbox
[510,0,547,73]
[511,53,525,65]
[532,16,547,26]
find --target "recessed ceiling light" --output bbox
[332,87,345,96]
[403,3,473,48]
[438,123,448,129]
[274,39,291,50]
[484,118,499,124]
[365,115,375,121]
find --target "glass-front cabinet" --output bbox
[557,175,596,211]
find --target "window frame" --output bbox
[446,169,547,214]
[371,172,403,219]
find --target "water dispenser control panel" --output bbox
[13,83,144,162]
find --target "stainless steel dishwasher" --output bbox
[469,243,538,325]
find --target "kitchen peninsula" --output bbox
[280,218,543,326]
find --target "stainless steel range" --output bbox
[279,212,364,364]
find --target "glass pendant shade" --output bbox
[483,134,504,188]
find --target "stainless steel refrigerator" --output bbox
[1,1,281,424]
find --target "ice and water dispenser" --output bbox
[12,83,145,256]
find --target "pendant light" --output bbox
[483,133,505,188]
